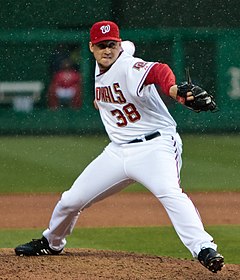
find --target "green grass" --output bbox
[0,135,108,193]
[1,225,239,264]
[0,134,239,193]
[180,134,240,192]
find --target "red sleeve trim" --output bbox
[144,63,176,95]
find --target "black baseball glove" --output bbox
[177,82,217,113]
[176,68,217,113]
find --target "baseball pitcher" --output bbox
[15,21,224,273]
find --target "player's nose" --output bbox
[104,47,112,53]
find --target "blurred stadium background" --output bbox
[0,0,240,135]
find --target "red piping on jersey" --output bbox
[144,63,176,95]
[136,63,156,96]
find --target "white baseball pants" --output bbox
[43,132,217,257]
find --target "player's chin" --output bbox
[99,59,115,69]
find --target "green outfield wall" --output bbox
[1,0,239,29]
[0,28,240,134]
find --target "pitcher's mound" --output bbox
[0,248,239,280]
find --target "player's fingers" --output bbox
[186,91,194,101]
[94,100,99,110]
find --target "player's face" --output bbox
[89,40,122,71]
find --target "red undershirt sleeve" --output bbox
[144,63,176,95]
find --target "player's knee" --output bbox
[60,190,87,212]
[154,186,183,198]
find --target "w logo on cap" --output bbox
[100,25,110,34]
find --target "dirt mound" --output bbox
[0,248,239,280]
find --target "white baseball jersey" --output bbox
[95,50,177,144]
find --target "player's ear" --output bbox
[89,42,94,53]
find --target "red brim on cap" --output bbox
[91,37,121,44]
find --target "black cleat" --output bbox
[198,248,224,273]
[15,236,62,256]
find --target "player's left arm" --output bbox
[145,63,217,112]
[144,63,176,95]
[144,63,191,100]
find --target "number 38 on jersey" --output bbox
[111,103,141,127]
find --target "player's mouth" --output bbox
[101,57,113,65]
[102,55,112,60]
